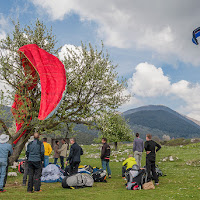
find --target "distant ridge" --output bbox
[123,105,200,139]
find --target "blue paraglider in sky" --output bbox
[192,27,200,45]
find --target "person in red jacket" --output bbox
[101,138,111,178]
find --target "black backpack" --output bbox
[92,169,107,182]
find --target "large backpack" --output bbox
[92,169,107,182]
[18,160,26,173]
[62,173,94,188]
[125,165,146,190]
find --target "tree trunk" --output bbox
[9,134,31,164]
[114,142,118,151]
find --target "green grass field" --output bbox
[2,143,200,200]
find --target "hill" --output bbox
[123,105,200,139]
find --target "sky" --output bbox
[1,0,200,119]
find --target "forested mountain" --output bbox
[123,105,200,139]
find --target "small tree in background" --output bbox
[162,134,170,141]
[97,112,133,150]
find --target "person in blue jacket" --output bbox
[0,134,13,193]
[26,132,44,193]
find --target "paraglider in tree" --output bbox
[11,44,67,144]
[192,27,200,45]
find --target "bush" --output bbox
[160,138,191,146]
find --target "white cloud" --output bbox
[59,44,82,61]
[0,14,7,40]
[31,0,200,66]
[128,62,171,97]
[123,62,200,120]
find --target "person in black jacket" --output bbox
[144,134,161,185]
[101,138,111,178]
[65,138,83,175]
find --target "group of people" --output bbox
[0,133,83,193]
[0,131,161,193]
[122,133,161,185]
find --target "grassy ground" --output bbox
[2,143,200,200]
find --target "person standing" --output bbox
[65,138,83,175]
[58,139,68,169]
[101,138,111,178]
[144,134,161,185]
[0,134,13,192]
[133,133,144,168]
[22,136,34,186]
[26,132,44,193]
[54,141,60,165]
[43,138,52,167]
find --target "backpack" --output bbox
[92,169,107,182]
[155,165,165,177]
[85,165,93,173]
[18,160,26,173]
[125,165,146,190]
[62,173,94,188]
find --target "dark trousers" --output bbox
[122,166,127,177]
[60,156,65,170]
[23,160,29,184]
[27,161,42,192]
[54,158,58,165]
[146,157,159,183]
[69,162,80,175]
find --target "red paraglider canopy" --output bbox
[12,44,67,144]
[18,44,67,120]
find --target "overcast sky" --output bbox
[1,0,200,119]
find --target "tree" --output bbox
[0,19,129,163]
[162,134,170,141]
[97,112,133,150]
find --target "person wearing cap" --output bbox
[0,134,13,192]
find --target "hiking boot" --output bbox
[155,183,159,186]
[108,175,111,179]
[34,190,42,192]
[0,189,6,193]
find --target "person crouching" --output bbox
[122,154,137,178]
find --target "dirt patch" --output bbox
[6,182,22,188]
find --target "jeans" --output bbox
[44,156,49,167]
[27,161,42,192]
[69,162,80,175]
[146,157,159,183]
[134,151,143,168]
[0,160,7,189]
[101,159,111,175]
[3,159,9,187]
[54,158,58,165]
[60,156,64,169]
